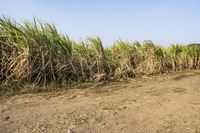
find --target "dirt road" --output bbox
[1,71,200,133]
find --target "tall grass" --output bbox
[0,16,200,85]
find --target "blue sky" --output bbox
[0,0,200,46]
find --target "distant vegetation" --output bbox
[0,16,200,87]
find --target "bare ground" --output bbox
[1,71,200,133]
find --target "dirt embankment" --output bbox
[1,71,200,133]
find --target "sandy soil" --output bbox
[1,71,200,133]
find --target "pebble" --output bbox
[4,116,10,121]
[67,129,74,133]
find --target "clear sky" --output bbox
[0,0,199,46]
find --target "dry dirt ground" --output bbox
[1,71,200,133]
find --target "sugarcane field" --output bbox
[1,1,200,133]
